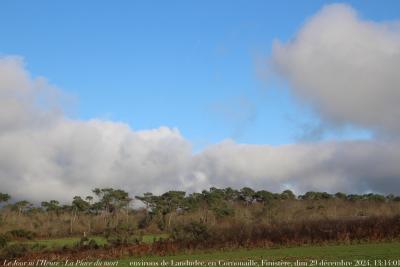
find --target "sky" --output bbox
[1,1,400,202]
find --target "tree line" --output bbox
[1,187,399,215]
[1,187,400,238]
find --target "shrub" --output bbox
[76,237,100,249]
[0,234,7,249]
[138,214,152,229]
[78,236,89,246]
[212,206,234,218]
[168,216,400,250]
[104,227,142,246]
[106,234,142,246]
[0,243,30,259]
[6,229,36,240]
[171,221,210,244]
[30,243,47,251]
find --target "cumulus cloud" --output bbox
[272,4,400,136]
[0,56,195,202]
[2,4,400,205]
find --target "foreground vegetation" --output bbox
[10,234,167,249]
[1,188,400,260]
[5,241,400,266]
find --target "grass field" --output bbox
[117,242,400,267]
[10,238,400,266]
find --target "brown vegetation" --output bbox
[9,215,400,261]
[1,188,400,260]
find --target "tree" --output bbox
[41,200,61,214]
[363,193,386,202]
[185,192,202,212]
[205,188,225,207]
[223,187,239,202]
[335,192,347,199]
[12,200,32,215]
[72,196,91,212]
[92,188,132,227]
[69,196,91,234]
[0,193,11,205]
[254,190,275,204]
[299,191,332,200]
[93,188,131,213]
[85,196,94,204]
[347,194,362,201]
[160,191,186,228]
[239,187,255,205]
[280,190,296,200]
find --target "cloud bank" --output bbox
[1,4,400,202]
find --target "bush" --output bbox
[30,243,46,251]
[168,216,400,250]
[104,227,142,246]
[106,235,142,246]
[212,206,235,218]
[138,214,152,229]
[78,236,89,246]
[0,234,7,249]
[0,243,30,259]
[171,221,210,244]
[76,237,100,249]
[6,229,36,240]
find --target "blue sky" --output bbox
[1,0,398,150]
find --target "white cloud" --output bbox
[192,140,400,194]
[272,4,400,136]
[0,57,193,202]
[2,4,400,206]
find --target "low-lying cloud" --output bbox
[1,55,400,203]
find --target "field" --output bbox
[10,238,400,267]
[118,242,400,267]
